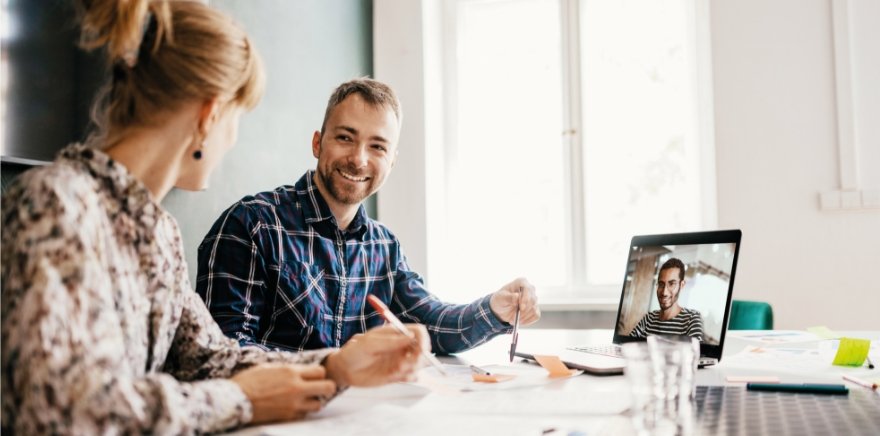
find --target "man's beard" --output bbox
[318,165,372,205]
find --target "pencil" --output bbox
[842,374,878,391]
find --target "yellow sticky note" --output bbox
[832,337,871,367]
[807,326,840,339]
[532,354,578,378]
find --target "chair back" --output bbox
[729,300,774,330]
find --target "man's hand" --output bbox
[489,277,540,326]
[323,324,429,388]
[231,364,336,424]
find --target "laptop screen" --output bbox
[612,230,742,359]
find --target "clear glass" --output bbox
[622,342,659,435]
[647,335,698,435]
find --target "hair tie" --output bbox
[122,12,157,68]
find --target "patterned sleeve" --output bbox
[1,184,334,434]
[390,246,511,354]
[195,202,268,349]
[3,190,242,434]
[165,290,335,380]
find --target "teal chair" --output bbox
[728,300,774,330]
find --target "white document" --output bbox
[411,389,630,416]
[413,364,582,393]
[735,330,823,345]
[251,404,559,436]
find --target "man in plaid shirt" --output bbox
[196,79,540,353]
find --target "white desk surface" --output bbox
[232,329,880,435]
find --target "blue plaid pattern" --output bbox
[196,170,511,353]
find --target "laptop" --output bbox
[516,229,742,374]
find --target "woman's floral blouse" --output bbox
[1,144,334,434]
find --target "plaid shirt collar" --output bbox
[297,170,369,238]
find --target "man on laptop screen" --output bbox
[514,230,741,374]
[628,258,704,340]
[617,242,737,347]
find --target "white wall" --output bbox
[373,0,880,329]
[710,0,880,329]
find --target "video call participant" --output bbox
[629,258,704,340]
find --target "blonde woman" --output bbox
[0,1,428,433]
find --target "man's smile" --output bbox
[337,168,370,182]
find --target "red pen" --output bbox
[367,295,447,376]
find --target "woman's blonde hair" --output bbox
[76,0,264,146]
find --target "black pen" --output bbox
[747,383,849,395]
[509,288,522,362]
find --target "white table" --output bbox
[232,329,880,435]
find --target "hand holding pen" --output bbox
[509,288,521,362]
[489,277,540,327]
[367,295,447,376]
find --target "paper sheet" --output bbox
[252,404,556,436]
[736,330,823,345]
[723,344,879,375]
[411,389,630,416]
[721,345,837,374]
[414,364,582,393]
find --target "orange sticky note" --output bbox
[532,354,578,378]
[471,373,516,383]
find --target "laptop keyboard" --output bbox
[568,345,624,358]
[694,386,880,435]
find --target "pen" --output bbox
[469,365,492,376]
[366,294,447,376]
[866,355,875,370]
[842,374,878,391]
[509,288,522,362]
[746,383,849,395]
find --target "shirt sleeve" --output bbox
[688,311,704,341]
[195,202,268,349]
[629,315,648,337]
[390,246,511,354]
[2,198,256,434]
[1,187,336,434]
[166,290,335,380]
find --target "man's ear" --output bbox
[198,97,222,137]
[311,131,322,158]
[390,148,399,169]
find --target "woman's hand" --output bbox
[231,364,336,424]
[323,324,430,388]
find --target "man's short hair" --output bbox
[320,78,402,134]
[659,258,686,281]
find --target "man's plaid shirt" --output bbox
[195,170,511,353]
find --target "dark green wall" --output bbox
[2,1,375,284]
[162,0,375,282]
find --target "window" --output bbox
[430,0,715,303]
